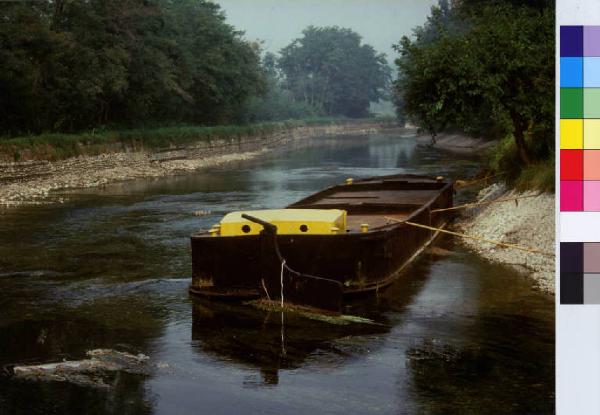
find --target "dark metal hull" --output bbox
[190,174,453,312]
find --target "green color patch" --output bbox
[585,89,600,118]
[561,88,584,119]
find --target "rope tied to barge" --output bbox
[453,173,504,190]
[280,259,286,308]
[431,194,542,213]
[384,218,554,257]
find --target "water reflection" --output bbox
[190,299,390,386]
[396,244,555,414]
[0,297,163,415]
[0,374,153,415]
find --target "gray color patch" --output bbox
[584,273,600,304]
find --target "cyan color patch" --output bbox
[561,57,583,87]
[584,57,600,87]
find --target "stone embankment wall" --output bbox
[0,122,393,206]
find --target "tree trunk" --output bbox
[511,113,532,166]
[51,0,65,30]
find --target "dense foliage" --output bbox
[0,0,267,134]
[394,0,554,181]
[241,53,322,122]
[278,26,391,118]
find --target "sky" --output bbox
[212,0,437,62]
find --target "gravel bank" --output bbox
[0,150,267,206]
[0,123,390,207]
[455,184,555,293]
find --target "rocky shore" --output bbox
[0,122,390,207]
[455,184,555,293]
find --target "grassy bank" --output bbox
[1,117,396,162]
[487,135,555,193]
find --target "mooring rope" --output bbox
[431,194,541,213]
[260,278,271,301]
[384,217,553,257]
[454,173,504,189]
[280,259,286,309]
[280,260,287,357]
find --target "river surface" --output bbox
[0,132,554,414]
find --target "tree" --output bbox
[241,52,320,122]
[163,0,267,124]
[0,0,267,134]
[278,26,391,118]
[394,1,554,165]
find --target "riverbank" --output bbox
[455,184,555,293]
[0,121,396,206]
[1,118,398,163]
[416,132,494,154]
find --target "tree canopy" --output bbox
[394,0,554,166]
[278,26,391,118]
[0,0,267,134]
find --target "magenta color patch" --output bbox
[584,181,600,211]
[561,181,583,211]
[584,26,600,56]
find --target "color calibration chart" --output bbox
[560,26,600,212]
[560,26,600,304]
[557,3,600,413]
[561,242,600,303]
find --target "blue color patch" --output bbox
[584,57,600,87]
[561,26,583,57]
[561,57,583,87]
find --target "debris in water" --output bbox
[247,299,385,326]
[192,210,211,216]
[10,349,151,388]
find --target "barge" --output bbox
[190,174,453,312]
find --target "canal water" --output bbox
[0,132,554,414]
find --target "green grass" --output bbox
[514,159,555,193]
[487,134,555,193]
[1,117,385,162]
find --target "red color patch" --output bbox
[561,149,584,180]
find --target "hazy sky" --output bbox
[213,0,437,61]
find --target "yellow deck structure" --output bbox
[216,209,347,236]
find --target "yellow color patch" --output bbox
[561,119,583,149]
[585,119,600,149]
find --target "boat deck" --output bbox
[309,189,441,207]
[292,185,442,232]
[294,189,439,232]
[345,212,409,232]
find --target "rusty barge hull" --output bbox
[190,174,453,311]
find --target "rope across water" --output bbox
[431,194,542,213]
[385,218,554,257]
